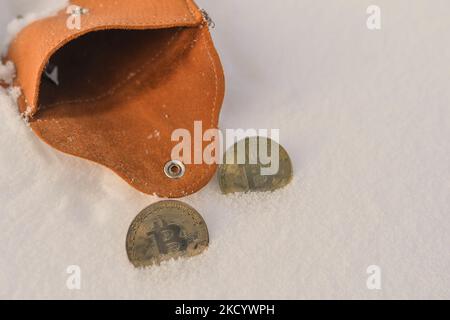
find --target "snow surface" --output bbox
[0,60,14,84]
[0,0,67,51]
[0,0,449,299]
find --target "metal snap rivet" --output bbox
[164,160,185,179]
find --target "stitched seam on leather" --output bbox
[184,27,219,195]
[202,29,219,129]
[41,29,183,108]
[65,19,193,25]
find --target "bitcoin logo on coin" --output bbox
[126,201,209,268]
[218,137,293,194]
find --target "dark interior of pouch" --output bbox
[39,28,194,114]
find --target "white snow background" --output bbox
[0,0,449,299]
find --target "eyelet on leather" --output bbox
[164,160,185,179]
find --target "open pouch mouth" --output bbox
[7,0,225,197]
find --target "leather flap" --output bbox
[5,0,225,198]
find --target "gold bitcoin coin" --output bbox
[126,201,209,268]
[218,137,293,194]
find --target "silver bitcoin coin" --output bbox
[126,201,209,268]
[218,136,293,194]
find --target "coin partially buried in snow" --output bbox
[126,201,209,268]
[218,137,293,194]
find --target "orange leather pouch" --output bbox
[7,0,225,197]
